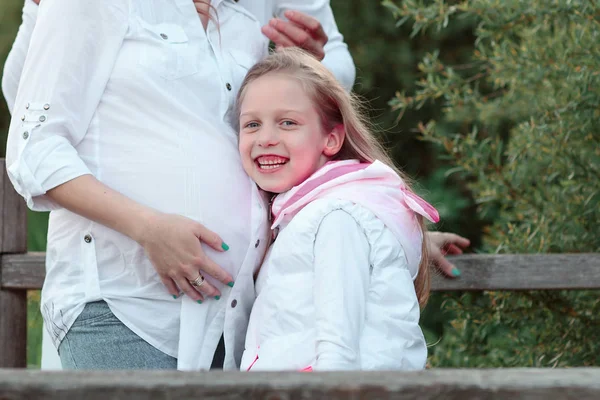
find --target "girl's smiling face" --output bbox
[238,73,343,193]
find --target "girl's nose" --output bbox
[257,126,279,147]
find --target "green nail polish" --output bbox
[173,295,177,299]
[197,300,203,304]
[214,295,221,300]
[222,242,230,251]
[227,281,235,288]
[452,268,461,277]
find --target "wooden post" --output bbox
[0,159,28,368]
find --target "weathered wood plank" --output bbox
[0,160,28,368]
[2,252,600,291]
[431,253,600,291]
[1,369,600,400]
[0,160,27,254]
[1,252,45,290]
[0,291,27,368]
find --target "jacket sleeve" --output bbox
[274,0,356,91]
[312,209,370,370]
[5,0,129,211]
[2,0,39,114]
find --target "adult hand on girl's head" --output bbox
[261,10,328,61]
[136,212,234,302]
[427,232,470,278]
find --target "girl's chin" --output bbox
[256,178,294,194]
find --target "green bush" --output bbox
[386,0,600,366]
[331,0,478,237]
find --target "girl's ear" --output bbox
[323,124,345,157]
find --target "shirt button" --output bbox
[43,103,51,110]
[39,115,47,122]
[22,131,29,140]
[226,83,232,91]
[84,234,93,243]
[21,115,25,121]
[160,33,169,40]
[254,239,260,248]
[26,103,30,109]
[231,299,237,308]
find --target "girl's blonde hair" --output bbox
[193,1,218,25]
[237,48,430,307]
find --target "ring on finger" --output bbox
[189,273,205,289]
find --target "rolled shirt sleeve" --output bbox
[1,0,38,114]
[5,0,129,211]
[312,210,370,370]
[274,0,356,91]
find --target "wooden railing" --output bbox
[2,368,600,399]
[1,158,599,398]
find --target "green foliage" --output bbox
[331,0,480,238]
[386,0,600,366]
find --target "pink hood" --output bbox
[271,160,439,275]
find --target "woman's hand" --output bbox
[427,232,471,278]
[136,212,234,302]
[261,10,328,61]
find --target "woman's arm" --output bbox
[47,175,232,300]
[1,0,39,113]
[6,0,232,300]
[312,210,370,370]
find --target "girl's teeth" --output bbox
[260,163,285,169]
[261,160,285,165]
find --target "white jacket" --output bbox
[240,160,439,371]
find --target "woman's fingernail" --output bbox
[214,295,221,300]
[452,268,462,277]
[197,300,203,304]
[222,242,230,251]
[227,281,235,288]
[173,295,178,299]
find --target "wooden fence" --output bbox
[1,158,599,398]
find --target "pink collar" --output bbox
[271,160,439,229]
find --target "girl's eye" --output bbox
[245,122,260,129]
[281,120,296,127]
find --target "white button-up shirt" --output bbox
[3,0,355,370]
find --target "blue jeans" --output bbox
[59,300,226,369]
[58,301,177,369]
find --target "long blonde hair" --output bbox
[237,48,430,307]
[193,1,217,25]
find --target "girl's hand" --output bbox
[261,10,328,61]
[427,232,470,278]
[136,212,234,302]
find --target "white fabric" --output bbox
[241,199,427,371]
[1,0,38,112]
[3,0,354,370]
[271,160,438,277]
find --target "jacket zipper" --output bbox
[268,194,275,222]
[247,354,259,371]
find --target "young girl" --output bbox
[236,48,439,371]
